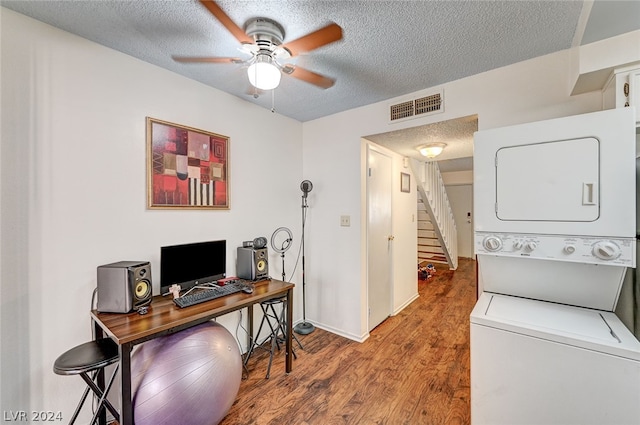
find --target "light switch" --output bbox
[340,215,351,227]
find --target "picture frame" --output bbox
[147,117,229,209]
[400,172,411,193]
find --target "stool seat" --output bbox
[53,338,120,425]
[54,339,118,375]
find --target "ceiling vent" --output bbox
[389,89,443,123]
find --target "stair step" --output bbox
[417,222,435,231]
[418,257,448,266]
[418,246,444,255]
[419,252,448,260]
[418,230,437,238]
[418,238,440,247]
[419,253,445,259]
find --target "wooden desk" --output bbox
[91,279,294,425]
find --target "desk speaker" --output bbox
[237,247,269,281]
[97,261,152,313]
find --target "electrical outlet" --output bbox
[340,215,351,227]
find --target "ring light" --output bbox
[271,227,293,254]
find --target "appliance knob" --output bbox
[513,241,523,250]
[483,236,503,252]
[524,241,537,252]
[563,245,576,254]
[592,241,621,260]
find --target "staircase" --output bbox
[411,159,458,270]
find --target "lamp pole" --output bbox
[295,185,315,335]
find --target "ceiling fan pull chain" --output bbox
[271,89,276,113]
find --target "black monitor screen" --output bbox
[160,240,226,295]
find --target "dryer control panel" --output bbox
[475,232,635,267]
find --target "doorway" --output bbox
[367,147,393,331]
[445,184,474,258]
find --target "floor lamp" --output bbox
[294,180,315,335]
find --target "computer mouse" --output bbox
[242,286,254,294]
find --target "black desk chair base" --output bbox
[53,338,120,425]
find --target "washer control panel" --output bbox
[475,232,635,266]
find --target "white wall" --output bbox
[442,170,473,186]
[301,44,603,341]
[1,8,303,420]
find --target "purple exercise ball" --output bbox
[131,321,242,425]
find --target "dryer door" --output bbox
[496,137,599,222]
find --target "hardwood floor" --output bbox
[220,258,477,425]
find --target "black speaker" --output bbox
[97,261,152,313]
[237,247,269,281]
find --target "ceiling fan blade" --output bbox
[173,56,243,63]
[288,66,336,89]
[199,0,253,45]
[281,22,343,57]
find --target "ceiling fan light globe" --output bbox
[247,61,281,90]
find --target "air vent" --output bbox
[415,93,441,115]
[390,100,414,121]
[388,89,443,123]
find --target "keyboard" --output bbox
[173,281,253,308]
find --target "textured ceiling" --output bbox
[364,115,478,172]
[3,0,639,171]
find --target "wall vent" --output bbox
[415,93,442,115]
[390,100,414,121]
[388,89,443,123]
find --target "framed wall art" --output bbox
[147,117,229,209]
[400,172,411,193]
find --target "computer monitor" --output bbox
[160,240,226,295]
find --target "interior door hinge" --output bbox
[368,167,372,177]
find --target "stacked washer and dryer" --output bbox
[471,107,640,425]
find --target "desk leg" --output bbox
[286,288,293,373]
[248,304,254,352]
[119,343,133,425]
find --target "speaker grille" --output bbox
[237,247,269,280]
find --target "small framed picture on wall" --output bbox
[401,172,410,193]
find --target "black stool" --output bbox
[53,338,120,425]
[244,296,303,378]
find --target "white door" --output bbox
[446,184,473,258]
[367,147,393,331]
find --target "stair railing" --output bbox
[410,159,458,270]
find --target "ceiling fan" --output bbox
[173,0,343,91]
